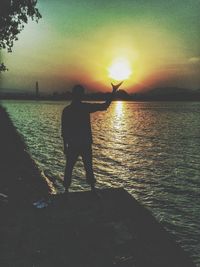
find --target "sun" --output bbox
[108,58,132,81]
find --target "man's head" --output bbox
[72,84,85,101]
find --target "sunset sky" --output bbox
[1,0,200,93]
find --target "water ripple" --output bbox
[2,100,200,265]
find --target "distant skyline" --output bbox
[1,0,200,93]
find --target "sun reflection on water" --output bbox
[115,101,124,117]
[113,101,125,132]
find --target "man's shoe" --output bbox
[91,185,101,199]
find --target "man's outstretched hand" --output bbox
[111,81,123,92]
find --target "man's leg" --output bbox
[81,145,96,191]
[64,146,79,191]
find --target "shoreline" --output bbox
[1,97,200,102]
[0,105,54,206]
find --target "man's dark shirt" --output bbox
[61,101,111,146]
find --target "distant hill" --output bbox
[146,87,190,95]
[131,87,200,101]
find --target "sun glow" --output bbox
[108,58,132,81]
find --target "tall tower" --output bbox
[36,81,39,98]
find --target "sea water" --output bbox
[2,100,200,265]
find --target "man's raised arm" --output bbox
[88,81,123,113]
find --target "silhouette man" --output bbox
[61,82,122,194]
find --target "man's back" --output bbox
[62,102,93,145]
